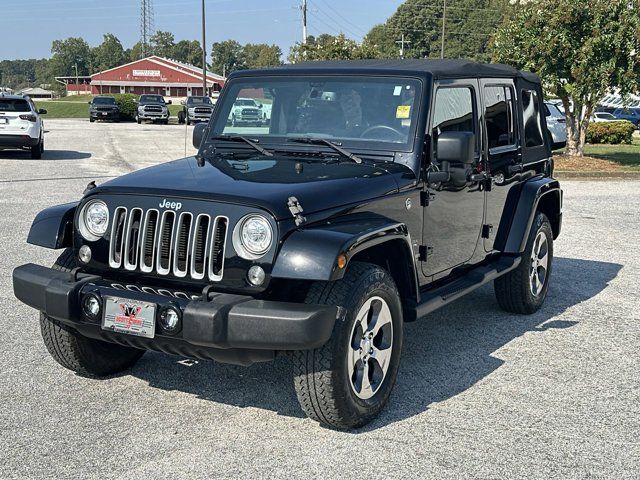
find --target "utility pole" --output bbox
[73,64,78,97]
[300,0,308,44]
[396,34,410,59]
[440,0,446,59]
[202,0,207,96]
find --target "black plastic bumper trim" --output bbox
[13,263,338,353]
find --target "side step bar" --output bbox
[416,255,521,319]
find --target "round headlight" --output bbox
[79,200,109,241]
[233,214,273,259]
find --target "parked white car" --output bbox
[228,98,270,126]
[0,94,46,158]
[544,101,567,149]
[592,112,618,123]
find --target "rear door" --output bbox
[479,79,520,252]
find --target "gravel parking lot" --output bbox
[1,119,638,478]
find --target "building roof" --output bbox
[276,59,540,82]
[91,56,225,84]
[17,87,54,95]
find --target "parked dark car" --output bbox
[135,94,171,124]
[88,96,119,123]
[178,96,214,125]
[612,107,640,127]
[13,60,562,430]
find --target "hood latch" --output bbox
[287,196,306,226]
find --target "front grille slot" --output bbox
[108,206,228,281]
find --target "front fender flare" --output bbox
[27,202,78,249]
[272,218,418,289]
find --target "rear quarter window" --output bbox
[521,90,544,148]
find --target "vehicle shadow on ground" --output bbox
[0,150,92,161]
[127,256,622,428]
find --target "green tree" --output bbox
[243,43,283,68]
[92,34,127,72]
[363,0,510,61]
[49,37,92,76]
[128,41,145,61]
[210,40,244,75]
[149,31,176,58]
[493,0,640,156]
[288,34,373,62]
[172,40,203,66]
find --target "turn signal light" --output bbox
[337,254,347,269]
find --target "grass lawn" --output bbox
[35,100,88,118]
[555,135,640,174]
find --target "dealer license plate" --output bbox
[101,112,108,116]
[102,296,156,338]
[0,117,7,124]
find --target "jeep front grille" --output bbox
[108,207,228,281]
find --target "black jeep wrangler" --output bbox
[13,60,562,430]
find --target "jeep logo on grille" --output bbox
[159,199,182,210]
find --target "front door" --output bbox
[422,81,485,278]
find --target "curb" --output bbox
[555,171,640,180]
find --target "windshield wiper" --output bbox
[287,137,362,164]
[211,134,273,157]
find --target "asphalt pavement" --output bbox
[0,120,638,479]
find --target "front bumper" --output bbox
[13,263,338,366]
[0,134,39,148]
[91,110,119,120]
[139,111,168,120]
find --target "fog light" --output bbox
[78,245,92,264]
[82,293,101,321]
[247,265,265,286]
[158,305,182,334]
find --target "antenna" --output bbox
[140,0,155,58]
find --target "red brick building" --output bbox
[57,56,225,98]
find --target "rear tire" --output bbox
[30,138,43,159]
[494,212,554,314]
[39,249,144,377]
[292,262,403,429]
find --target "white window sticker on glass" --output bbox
[393,85,402,96]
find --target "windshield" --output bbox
[139,95,165,104]
[93,97,116,105]
[188,97,212,105]
[0,99,31,112]
[211,76,422,150]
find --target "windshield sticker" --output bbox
[396,105,411,119]
[393,86,402,96]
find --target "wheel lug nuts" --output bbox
[369,348,373,354]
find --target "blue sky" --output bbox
[0,0,403,60]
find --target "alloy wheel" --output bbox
[347,296,394,400]
[529,231,549,297]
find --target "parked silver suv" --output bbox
[0,94,46,158]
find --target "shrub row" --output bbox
[112,94,139,121]
[586,120,635,144]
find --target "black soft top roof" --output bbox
[251,59,539,83]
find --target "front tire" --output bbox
[39,249,144,377]
[136,115,141,124]
[292,262,403,429]
[494,212,554,314]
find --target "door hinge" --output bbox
[418,245,433,262]
[420,191,435,207]
[482,224,494,239]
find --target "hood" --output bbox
[93,155,414,220]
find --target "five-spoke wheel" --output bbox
[529,231,549,297]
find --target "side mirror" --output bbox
[436,131,475,165]
[38,109,47,115]
[258,104,263,109]
[87,101,92,104]
[180,100,186,105]
[193,122,207,149]
[167,99,172,105]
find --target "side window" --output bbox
[432,87,476,150]
[484,85,515,149]
[522,89,544,147]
